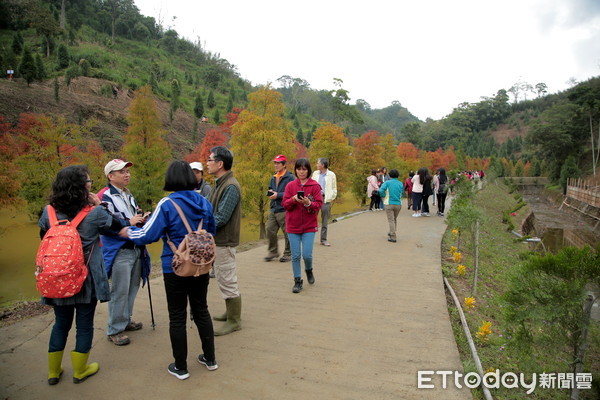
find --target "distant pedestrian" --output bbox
[367,170,380,211]
[404,171,414,210]
[421,168,433,217]
[434,168,449,216]
[411,168,425,217]
[265,154,295,262]
[283,158,323,293]
[311,158,337,246]
[378,169,404,242]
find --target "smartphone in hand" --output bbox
[297,191,305,199]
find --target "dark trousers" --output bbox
[437,192,448,213]
[412,192,423,211]
[422,194,431,213]
[163,273,215,370]
[49,301,97,353]
[369,194,380,210]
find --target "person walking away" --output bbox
[39,165,124,385]
[411,168,425,217]
[379,167,390,210]
[283,158,323,293]
[378,169,404,242]
[265,154,295,262]
[206,146,243,336]
[190,162,212,198]
[432,170,439,206]
[311,157,337,246]
[421,168,433,216]
[404,171,414,210]
[102,159,150,346]
[367,170,380,211]
[121,161,218,380]
[435,168,449,216]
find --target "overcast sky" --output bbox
[135,0,600,121]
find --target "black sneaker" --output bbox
[168,363,189,380]
[198,354,219,371]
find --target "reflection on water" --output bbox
[541,227,597,253]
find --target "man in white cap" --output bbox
[101,159,150,346]
[264,154,295,262]
[190,162,212,198]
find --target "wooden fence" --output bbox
[567,178,600,208]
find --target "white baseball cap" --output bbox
[104,159,133,177]
[189,162,203,171]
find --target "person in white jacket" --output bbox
[311,158,337,246]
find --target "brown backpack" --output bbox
[166,199,216,277]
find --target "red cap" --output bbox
[272,154,287,162]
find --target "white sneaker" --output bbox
[412,213,420,217]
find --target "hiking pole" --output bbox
[147,278,156,330]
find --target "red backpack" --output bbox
[35,205,93,298]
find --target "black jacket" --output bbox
[268,170,295,213]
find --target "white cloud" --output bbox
[135,0,600,121]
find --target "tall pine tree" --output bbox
[124,85,171,210]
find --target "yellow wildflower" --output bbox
[464,296,476,309]
[452,228,459,237]
[449,246,457,254]
[453,252,463,263]
[456,265,466,276]
[476,321,493,342]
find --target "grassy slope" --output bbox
[442,180,599,400]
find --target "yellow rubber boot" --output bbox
[71,351,99,384]
[47,351,64,385]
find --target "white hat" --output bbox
[189,162,203,171]
[104,159,133,177]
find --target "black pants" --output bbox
[163,272,215,370]
[437,192,447,213]
[369,194,380,210]
[422,194,431,213]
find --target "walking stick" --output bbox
[147,278,156,330]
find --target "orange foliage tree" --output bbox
[351,131,385,202]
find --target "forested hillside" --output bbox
[1,0,599,223]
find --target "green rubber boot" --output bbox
[212,310,227,322]
[71,351,99,384]
[47,351,64,385]
[214,296,242,336]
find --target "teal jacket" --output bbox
[379,178,404,205]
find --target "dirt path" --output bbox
[0,207,471,400]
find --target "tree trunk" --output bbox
[259,200,266,239]
[60,0,66,29]
[570,294,595,400]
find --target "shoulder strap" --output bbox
[47,205,58,226]
[167,198,203,232]
[70,206,94,229]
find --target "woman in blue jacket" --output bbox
[120,161,217,380]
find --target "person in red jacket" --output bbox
[282,158,323,293]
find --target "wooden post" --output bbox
[473,220,480,297]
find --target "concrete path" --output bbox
[0,207,471,400]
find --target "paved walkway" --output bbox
[0,207,471,400]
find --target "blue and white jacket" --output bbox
[126,191,216,274]
[101,183,151,280]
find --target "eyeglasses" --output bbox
[207,158,219,163]
[86,179,94,184]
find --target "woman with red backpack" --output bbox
[38,165,123,385]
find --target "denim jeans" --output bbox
[288,232,315,278]
[163,272,215,370]
[49,301,97,353]
[107,248,142,335]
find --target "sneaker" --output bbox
[320,241,331,246]
[107,332,130,346]
[124,321,143,331]
[440,212,444,216]
[279,256,291,262]
[387,238,397,243]
[412,213,420,217]
[168,363,189,380]
[198,354,219,371]
[422,212,430,217]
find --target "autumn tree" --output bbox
[380,133,400,171]
[0,117,22,209]
[350,131,384,203]
[14,114,96,218]
[308,122,353,196]
[230,86,295,238]
[123,85,171,210]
